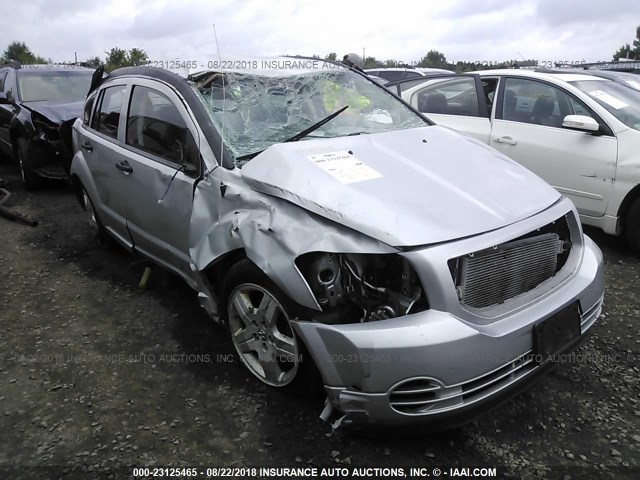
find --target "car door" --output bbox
[118,80,201,278]
[76,82,133,246]
[0,70,16,156]
[398,74,492,143]
[490,76,617,217]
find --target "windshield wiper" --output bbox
[346,131,369,136]
[283,105,349,143]
[235,105,349,162]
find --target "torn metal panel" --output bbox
[25,100,85,125]
[188,169,396,312]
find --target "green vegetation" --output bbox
[1,41,149,71]
[2,41,47,64]
[613,25,640,61]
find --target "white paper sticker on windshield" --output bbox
[308,151,382,184]
[627,80,640,90]
[589,89,629,110]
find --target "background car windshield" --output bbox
[193,69,427,160]
[571,79,640,131]
[18,71,93,102]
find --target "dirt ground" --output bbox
[0,160,638,479]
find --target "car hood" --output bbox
[23,99,84,124]
[241,126,560,247]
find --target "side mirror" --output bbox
[182,162,199,177]
[562,115,600,133]
[0,92,9,105]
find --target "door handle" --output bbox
[494,136,517,145]
[115,160,133,173]
[81,141,93,152]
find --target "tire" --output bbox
[221,259,322,395]
[15,137,44,190]
[80,185,112,248]
[625,197,640,255]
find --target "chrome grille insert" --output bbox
[389,352,535,415]
[455,232,563,309]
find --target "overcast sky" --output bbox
[1,0,639,65]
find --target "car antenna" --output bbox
[213,23,227,198]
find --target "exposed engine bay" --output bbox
[296,253,428,323]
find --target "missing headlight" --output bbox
[296,252,428,323]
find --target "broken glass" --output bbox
[190,68,428,164]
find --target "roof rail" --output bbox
[579,60,640,72]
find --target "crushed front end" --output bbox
[26,115,76,178]
[291,198,604,426]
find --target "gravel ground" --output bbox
[0,160,638,479]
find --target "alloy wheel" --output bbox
[227,283,300,387]
[82,189,99,236]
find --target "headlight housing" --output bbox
[296,252,428,323]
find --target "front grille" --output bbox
[457,233,560,308]
[449,216,572,309]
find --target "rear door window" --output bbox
[378,71,405,82]
[404,71,423,79]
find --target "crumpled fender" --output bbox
[188,171,396,311]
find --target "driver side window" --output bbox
[501,77,592,128]
[126,85,194,166]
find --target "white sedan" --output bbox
[392,69,640,252]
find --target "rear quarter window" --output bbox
[93,85,127,138]
[83,93,96,125]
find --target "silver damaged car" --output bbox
[70,58,604,427]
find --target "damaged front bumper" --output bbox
[26,137,71,179]
[292,225,604,427]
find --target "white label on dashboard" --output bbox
[589,90,628,109]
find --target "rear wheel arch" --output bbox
[69,174,85,209]
[618,184,640,228]
[618,184,640,219]
[618,184,640,253]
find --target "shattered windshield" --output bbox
[571,79,640,131]
[191,68,428,162]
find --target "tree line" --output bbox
[2,25,638,74]
[1,42,149,72]
[323,49,531,71]
[613,26,640,61]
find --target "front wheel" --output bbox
[15,137,43,190]
[222,259,321,393]
[625,197,640,255]
[81,185,111,248]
